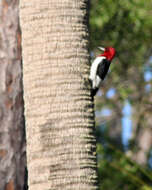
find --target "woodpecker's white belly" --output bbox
[89,56,106,89]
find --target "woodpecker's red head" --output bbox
[99,47,116,61]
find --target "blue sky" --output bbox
[122,101,132,149]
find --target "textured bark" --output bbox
[20,0,98,189]
[0,0,26,190]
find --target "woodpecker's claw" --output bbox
[98,47,105,51]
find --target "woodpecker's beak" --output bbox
[98,47,105,51]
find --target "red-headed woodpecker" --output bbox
[89,46,116,96]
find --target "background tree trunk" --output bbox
[131,106,152,165]
[0,0,26,189]
[20,0,98,189]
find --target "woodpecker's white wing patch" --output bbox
[96,75,102,88]
[89,56,106,89]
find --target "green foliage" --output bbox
[90,0,152,99]
[97,142,152,190]
[90,0,152,51]
[90,0,152,189]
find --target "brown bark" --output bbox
[20,0,98,189]
[134,128,152,165]
[132,109,152,165]
[0,0,26,189]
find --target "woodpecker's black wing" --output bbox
[97,59,111,80]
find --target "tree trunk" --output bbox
[20,0,98,189]
[131,108,152,165]
[134,128,152,165]
[0,0,26,189]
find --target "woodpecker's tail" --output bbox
[91,88,98,97]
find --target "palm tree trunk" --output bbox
[20,0,98,189]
